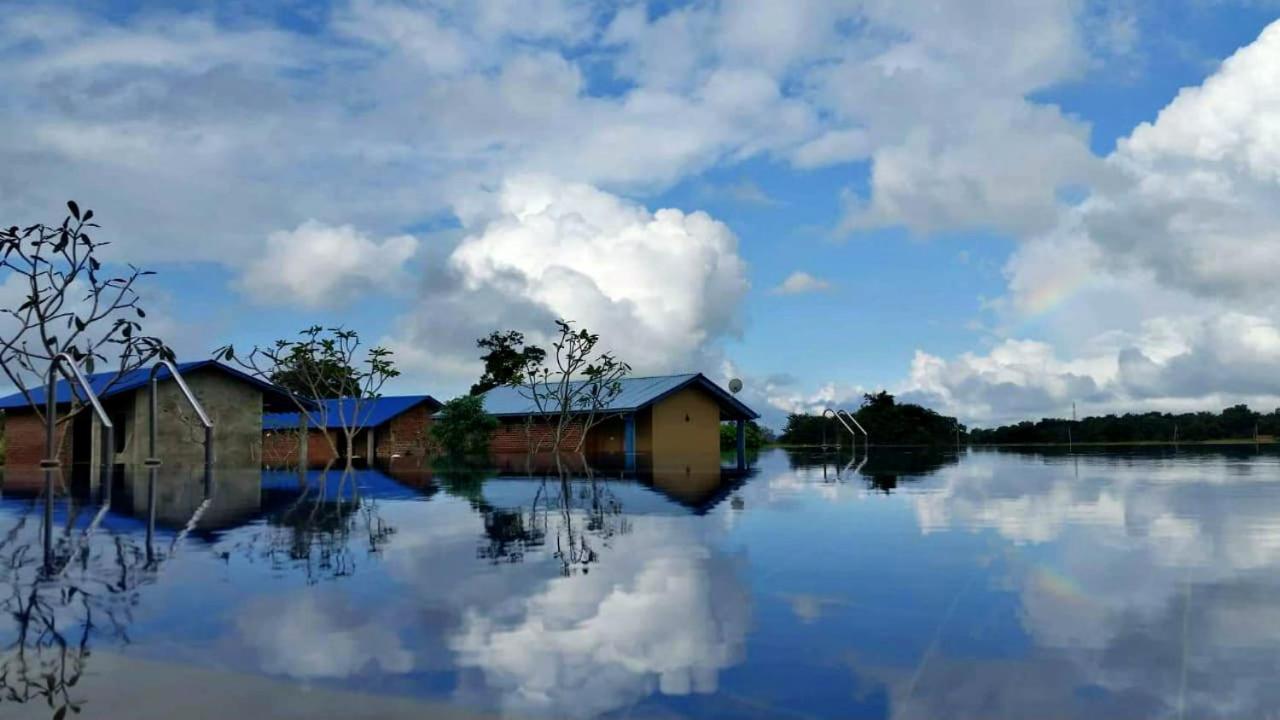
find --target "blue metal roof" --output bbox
[0,359,295,411]
[479,373,758,420]
[263,394,441,431]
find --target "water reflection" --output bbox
[3,448,1280,718]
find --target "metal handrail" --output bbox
[822,407,858,451]
[43,353,114,467]
[148,359,214,467]
[42,354,115,574]
[838,409,869,447]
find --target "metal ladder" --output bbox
[145,358,214,468]
[822,407,870,454]
[40,356,215,571]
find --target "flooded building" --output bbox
[479,373,759,467]
[0,360,297,471]
[262,395,442,467]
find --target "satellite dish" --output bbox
[728,378,743,394]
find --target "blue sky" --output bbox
[2,1,1280,428]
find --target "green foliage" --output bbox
[515,319,631,454]
[269,342,361,398]
[471,330,547,395]
[779,392,964,446]
[719,421,774,450]
[432,394,499,457]
[216,325,399,403]
[970,403,1280,444]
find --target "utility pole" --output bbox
[1068,402,1076,451]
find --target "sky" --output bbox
[2,0,1279,429]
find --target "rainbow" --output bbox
[1027,563,1094,607]
[1019,267,1092,318]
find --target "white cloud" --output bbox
[877,19,1280,424]
[880,450,1280,719]
[389,176,748,387]
[770,271,831,296]
[0,0,1116,266]
[238,221,418,307]
[450,519,749,718]
[237,593,414,679]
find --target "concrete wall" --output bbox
[123,368,264,467]
[648,385,722,467]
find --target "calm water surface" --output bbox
[3,447,1280,719]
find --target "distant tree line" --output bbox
[970,404,1280,444]
[779,391,964,447]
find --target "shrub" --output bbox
[432,395,498,457]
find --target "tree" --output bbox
[270,342,360,398]
[432,394,498,457]
[777,391,964,447]
[514,319,631,455]
[720,420,774,450]
[215,326,398,462]
[0,201,171,430]
[471,330,546,396]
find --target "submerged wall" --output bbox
[122,368,264,467]
[648,386,722,467]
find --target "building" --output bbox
[479,373,758,467]
[262,395,442,467]
[0,360,298,470]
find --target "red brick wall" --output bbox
[262,428,339,467]
[3,411,72,468]
[490,419,586,454]
[376,404,435,459]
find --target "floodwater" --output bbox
[3,446,1280,719]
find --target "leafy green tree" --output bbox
[432,394,498,458]
[215,326,399,461]
[269,342,361,398]
[777,392,964,447]
[720,421,774,450]
[515,319,630,455]
[471,330,546,395]
[969,404,1277,444]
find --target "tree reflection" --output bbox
[236,464,396,584]
[0,479,152,719]
[784,447,960,492]
[438,453,630,574]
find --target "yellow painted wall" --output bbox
[648,386,722,467]
[585,416,626,453]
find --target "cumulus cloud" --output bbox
[450,519,750,718]
[770,271,831,296]
[0,0,1119,266]
[891,451,1280,718]
[238,221,418,307]
[237,593,414,679]
[389,176,749,387]
[881,19,1280,424]
[900,312,1280,424]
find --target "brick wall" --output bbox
[261,428,339,467]
[376,404,435,460]
[490,419,585,454]
[3,410,72,468]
